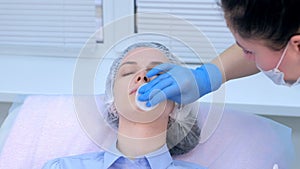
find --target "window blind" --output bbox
[136,0,235,64]
[0,0,99,58]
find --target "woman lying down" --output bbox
[42,42,206,169]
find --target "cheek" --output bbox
[113,80,132,112]
[154,100,173,118]
[255,54,281,71]
[113,81,125,100]
[243,53,255,61]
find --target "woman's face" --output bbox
[231,31,299,82]
[113,47,174,123]
[232,31,285,70]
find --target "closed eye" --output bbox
[242,49,254,55]
[122,72,135,76]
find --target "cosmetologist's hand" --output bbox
[138,63,222,107]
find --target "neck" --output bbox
[117,113,169,158]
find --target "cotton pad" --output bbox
[135,84,158,111]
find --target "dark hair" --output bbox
[220,0,300,50]
[167,117,201,156]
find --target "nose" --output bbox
[136,75,150,83]
[135,71,150,84]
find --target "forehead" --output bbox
[121,47,169,64]
[232,29,275,50]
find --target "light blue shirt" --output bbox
[42,144,206,169]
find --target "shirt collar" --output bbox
[145,144,173,169]
[103,141,172,169]
[103,141,123,169]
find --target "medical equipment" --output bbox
[256,44,300,87]
[135,83,158,111]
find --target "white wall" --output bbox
[261,115,300,169]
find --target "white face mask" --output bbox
[256,44,300,87]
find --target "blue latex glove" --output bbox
[138,63,222,107]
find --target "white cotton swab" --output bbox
[135,84,158,111]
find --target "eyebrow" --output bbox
[119,61,137,68]
[148,61,163,67]
[119,61,163,68]
[235,41,253,53]
[235,41,245,49]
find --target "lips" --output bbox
[129,83,148,95]
[129,86,139,95]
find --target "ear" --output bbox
[290,34,300,53]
